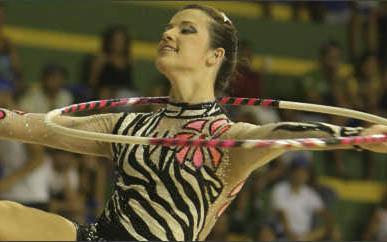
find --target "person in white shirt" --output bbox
[271,157,334,241]
[0,79,51,210]
[363,192,387,241]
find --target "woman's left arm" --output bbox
[359,125,387,153]
[226,121,375,177]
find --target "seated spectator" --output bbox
[378,63,387,116]
[78,155,107,223]
[228,39,263,98]
[89,25,137,99]
[206,212,232,241]
[0,79,50,211]
[363,191,387,241]
[19,63,73,112]
[301,40,348,110]
[270,157,335,241]
[346,51,381,114]
[254,223,277,242]
[0,3,23,99]
[348,1,379,61]
[48,150,84,223]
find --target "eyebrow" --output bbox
[165,20,196,29]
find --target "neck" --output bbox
[167,70,216,104]
[290,182,302,193]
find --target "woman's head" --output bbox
[356,51,379,80]
[155,4,238,93]
[102,25,130,56]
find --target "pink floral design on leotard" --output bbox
[174,118,231,169]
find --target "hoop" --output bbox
[44,97,387,150]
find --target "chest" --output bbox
[120,115,231,171]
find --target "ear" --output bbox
[207,47,225,66]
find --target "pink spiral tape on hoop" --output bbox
[60,97,279,114]
[52,96,387,149]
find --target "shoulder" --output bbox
[112,111,157,134]
[272,181,289,194]
[227,122,259,137]
[302,185,322,200]
[227,121,277,140]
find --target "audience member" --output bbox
[78,155,107,223]
[0,80,49,211]
[228,39,263,98]
[48,150,84,223]
[363,191,387,241]
[19,63,73,112]
[348,1,379,61]
[0,3,23,99]
[89,25,137,99]
[271,157,334,241]
[301,40,347,109]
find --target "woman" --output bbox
[89,25,135,99]
[0,4,386,241]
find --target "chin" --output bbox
[155,56,173,74]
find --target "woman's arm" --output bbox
[226,121,363,177]
[359,125,387,153]
[0,109,127,158]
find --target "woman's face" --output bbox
[112,31,127,53]
[155,9,213,75]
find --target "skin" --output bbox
[0,8,386,241]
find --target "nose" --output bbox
[161,28,176,42]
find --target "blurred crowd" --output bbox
[0,1,386,241]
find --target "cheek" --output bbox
[181,42,207,63]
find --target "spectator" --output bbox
[228,39,263,98]
[0,3,23,99]
[348,1,379,61]
[19,63,73,112]
[254,223,277,242]
[301,40,348,109]
[89,25,137,99]
[377,2,387,66]
[378,63,387,116]
[363,191,387,241]
[270,157,334,241]
[0,80,49,211]
[346,51,381,114]
[206,212,232,241]
[78,155,107,223]
[48,150,84,223]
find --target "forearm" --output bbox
[264,121,363,150]
[0,109,118,157]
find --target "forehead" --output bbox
[170,9,212,27]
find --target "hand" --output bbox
[360,125,387,153]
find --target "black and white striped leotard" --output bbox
[77,101,246,241]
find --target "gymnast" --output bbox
[0,4,386,241]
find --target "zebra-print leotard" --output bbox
[77,101,247,241]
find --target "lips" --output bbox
[158,43,178,53]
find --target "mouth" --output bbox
[158,44,178,53]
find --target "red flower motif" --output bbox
[174,118,231,169]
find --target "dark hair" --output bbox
[179,4,238,93]
[41,63,68,81]
[355,51,378,79]
[319,40,342,58]
[101,25,130,57]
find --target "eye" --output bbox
[181,26,197,34]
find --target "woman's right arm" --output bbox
[0,109,127,158]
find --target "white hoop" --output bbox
[44,97,387,147]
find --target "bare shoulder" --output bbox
[227,121,275,139]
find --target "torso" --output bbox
[96,101,249,241]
